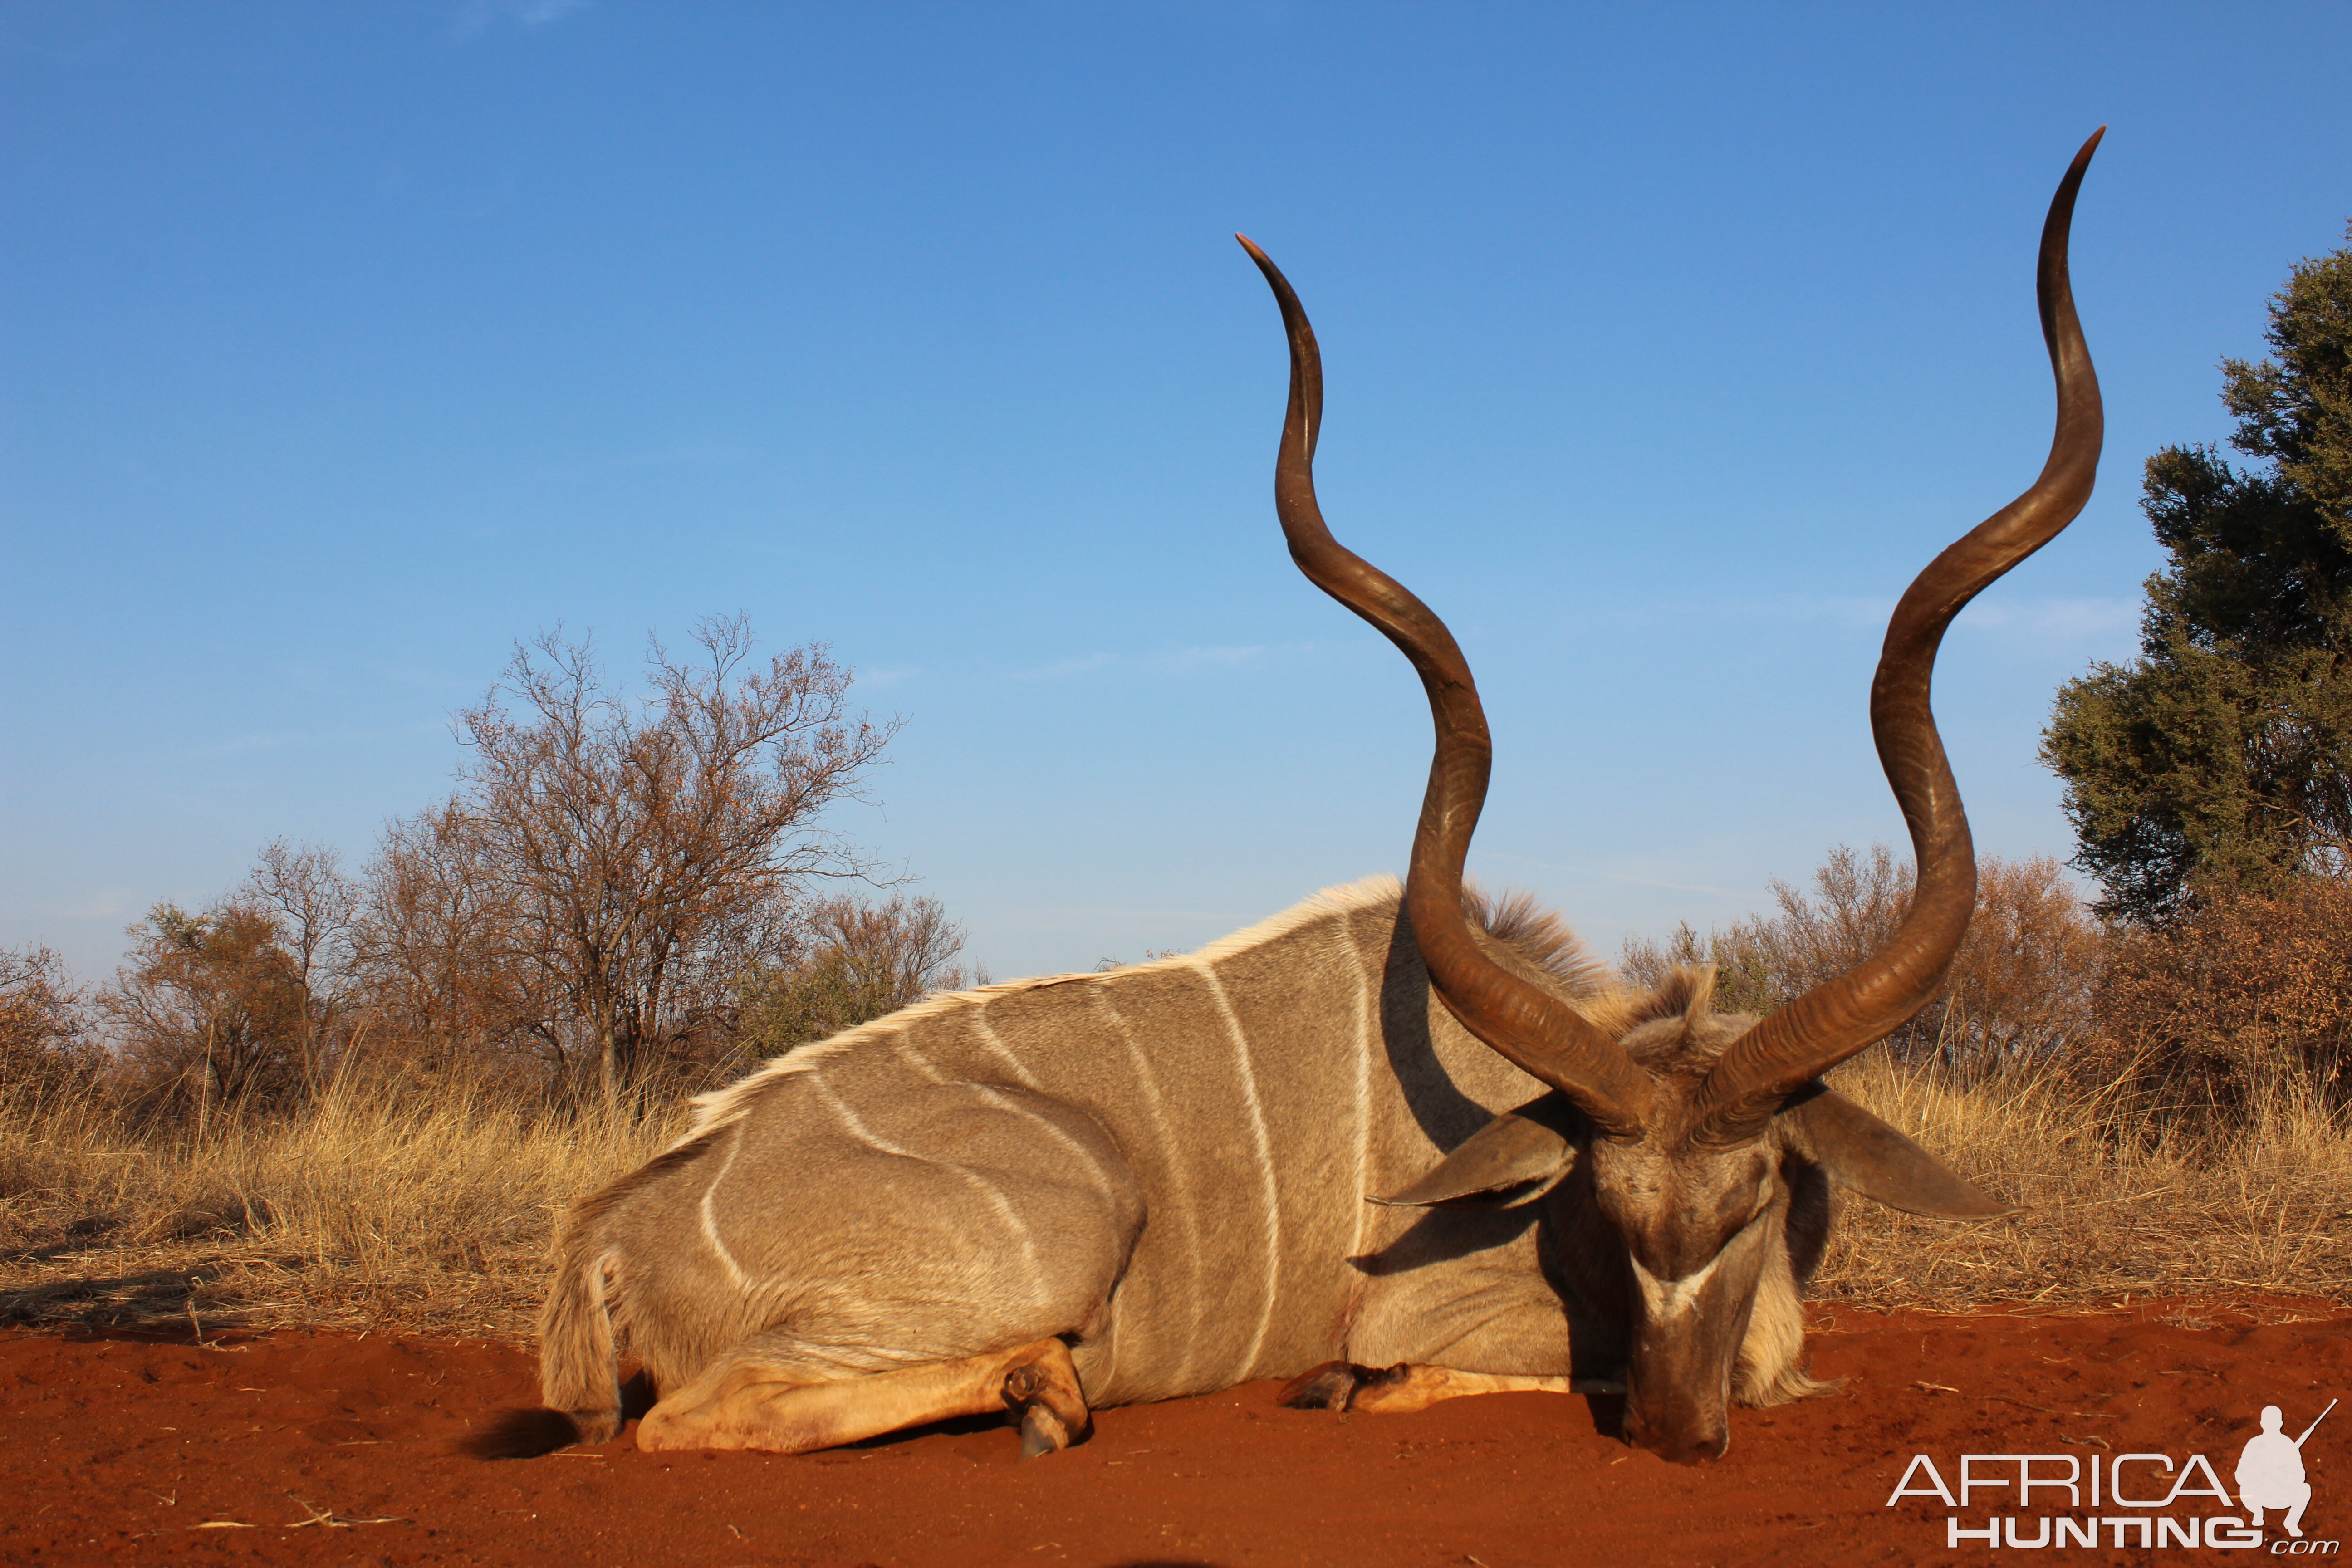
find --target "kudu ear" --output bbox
[1371,1095,1580,1210]
[1783,1088,2019,1220]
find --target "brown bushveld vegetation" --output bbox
[1621,847,2104,1070]
[1,618,985,1334]
[7,844,2349,1337]
[361,618,902,1105]
[1627,850,2352,1309]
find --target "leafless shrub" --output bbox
[1622,845,2103,1073]
[240,839,362,1096]
[2083,874,2352,1127]
[0,945,97,1092]
[735,895,973,1058]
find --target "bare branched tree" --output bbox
[366,618,898,1103]
[0,944,97,1092]
[358,801,557,1078]
[242,839,361,1096]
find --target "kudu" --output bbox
[470,132,2102,1466]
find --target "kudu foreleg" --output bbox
[1278,1360,1622,1415]
[637,1336,1090,1458]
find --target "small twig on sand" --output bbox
[286,1493,405,1529]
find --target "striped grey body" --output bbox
[569,877,1580,1410]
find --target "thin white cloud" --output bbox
[1068,906,1259,923]
[1598,591,2138,640]
[1009,652,1115,682]
[1955,596,2138,637]
[1488,853,1740,900]
[183,723,439,760]
[452,0,590,41]
[1000,641,1312,684]
[1144,643,1268,673]
[185,730,309,760]
[1601,593,1889,631]
[48,887,137,922]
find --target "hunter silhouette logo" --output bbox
[2241,1401,2334,1539]
[1887,1397,2338,1552]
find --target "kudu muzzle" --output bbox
[1620,1211,1776,1463]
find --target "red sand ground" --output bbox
[5,1300,2347,1567]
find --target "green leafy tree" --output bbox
[2043,223,2352,922]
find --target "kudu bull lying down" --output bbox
[470,133,2102,1466]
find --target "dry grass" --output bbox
[1817,1053,2352,1309]
[0,1077,679,1338]
[7,1053,2351,1342]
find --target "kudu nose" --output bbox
[1624,1418,1729,1465]
[1622,1396,1730,1465]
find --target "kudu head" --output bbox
[1240,131,2103,1464]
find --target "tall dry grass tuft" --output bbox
[1817,1051,2352,1308]
[0,1073,680,1336]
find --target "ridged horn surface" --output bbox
[1690,128,2107,1147]
[1238,234,1655,1140]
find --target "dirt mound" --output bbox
[5,1299,2346,1566]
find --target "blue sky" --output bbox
[5,1,2349,987]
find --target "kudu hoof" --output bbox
[1276,1360,1379,1412]
[1000,1359,1089,1459]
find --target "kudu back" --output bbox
[470,133,2102,1466]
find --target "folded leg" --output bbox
[1278,1360,1622,1415]
[637,1334,1089,1457]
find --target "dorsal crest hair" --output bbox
[1463,884,1609,996]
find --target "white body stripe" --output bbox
[1182,955,1284,1381]
[698,1133,750,1289]
[970,1080,1119,1196]
[810,1073,1050,1312]
[1344,922,1376,1286]
[1088,986,1207,1386]
[966,1010,1044,1089]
